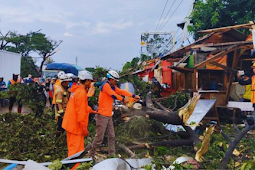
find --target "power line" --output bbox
[158,0,184,31]
[155,0,169,32]
[156,0,177,32]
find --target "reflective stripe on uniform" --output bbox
[56,99,63,103]
[58,109,64,113]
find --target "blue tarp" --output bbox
[46,63,84,76]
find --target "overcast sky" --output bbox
[0,0,193,70]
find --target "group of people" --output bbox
[47,69,139,169]
[0,74,26,112]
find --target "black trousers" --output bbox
[9,97,22,110]
[56,113,65,137]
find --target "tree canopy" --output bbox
[188,0,255,39]
[0,30,62,76]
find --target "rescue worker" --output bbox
[49,77,56,109]
[87,78,104,97]
[55,74,71,137]
[62,70,95,169]
[69,75,79,89]
[7,74,23,113]
[52,71,65,111]
[237,71,251,102]
[0,77,7,107]
[89,70,140,157]
[66,73,73,88]
[251,63,255,123]
[0,77,6,91]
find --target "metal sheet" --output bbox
[227,101,254,111]
[187,99,217,125]
[0,158,92,166]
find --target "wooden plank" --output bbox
[195,45,238,69]
[169,66,194,73]
[209,61,237,73]
[198,23,255,34]
[161,32,215,60]
[174,55,190,67]
[191,41,252,49]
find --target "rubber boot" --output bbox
[18,107,22,113]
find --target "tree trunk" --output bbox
[118,144,136,158]
[129,139,193,150]
[39,57,46,77]
[146,110,183,125]
[145,92,200,146]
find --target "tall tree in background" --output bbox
[20,57,39,78]
[188,0,255,39]
[0,30,61,76]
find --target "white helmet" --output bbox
[107,70,119,81]
[78,70,93,80]
[57,71,65,79]
[66,73,75,79]
[59,74,72,82]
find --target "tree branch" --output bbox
[220,124,255,169]
[154,100,170,112]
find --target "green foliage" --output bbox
[122,57,140,72]
[188,0,255,39]
[21,57,39,78]
[172,162,194,170]
[2,83,46,117]
[76,161,94,170]
[48,160,63,170]
[240,157,255,170]
[1,30,61,76]
[120,75,150,98]
[115,116,168,144]
[141,54,152,61]
[142,164,153,170]
[0,112,67,162]
[92,66,108,79]
[88,88,100,108]
[122,62,132,72]
[160,91,190,111]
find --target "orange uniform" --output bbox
[98,81,135,117]
[87,82,95,97]
[52,79,61,105]
[251,75,255,104]
[62,84,90,157]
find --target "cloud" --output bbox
[64,32,74,37]
[92,20,133,34]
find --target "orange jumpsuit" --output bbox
[62,84,90,156]
[62,84,92,169]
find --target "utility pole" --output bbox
[76,56,77,65]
